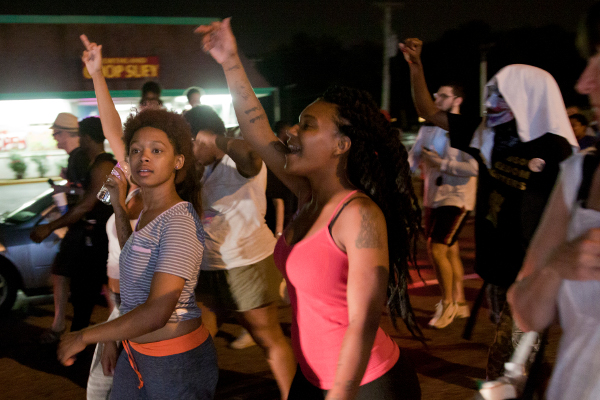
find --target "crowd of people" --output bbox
[24,2,600,399]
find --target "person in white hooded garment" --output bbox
[399,38,578,380]
[507,3,600,399]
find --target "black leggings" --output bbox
[288,351,421,400]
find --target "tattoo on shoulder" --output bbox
[244,106,259,115]
[355,207,382,249]
[227,64,241,71]
[249,114,267,124]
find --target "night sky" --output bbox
[1,0,597,56]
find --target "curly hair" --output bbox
[321,86,423,338]
[122,108,202,215]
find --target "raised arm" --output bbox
[195,19,310,198]
[80,35,126,164]
[399,38,450,131]
[104,165,133,248]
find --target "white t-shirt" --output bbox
[409,125,478,210]
[201,155,277,270]
[545,152,600,400]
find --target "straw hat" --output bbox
[51,113,79,132]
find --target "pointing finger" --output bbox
[80,34,91,49]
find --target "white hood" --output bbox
[470,64,579,168]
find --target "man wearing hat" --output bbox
[32,113,116,343]
[50,112,89,199]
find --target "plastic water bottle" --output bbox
[97,161,129,205]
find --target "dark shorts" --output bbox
[423,206,469,246]
[196,255,282,312]
[288,350,421,400]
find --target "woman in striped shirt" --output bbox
[57,35,218,399]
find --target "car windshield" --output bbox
[4,189,54,223]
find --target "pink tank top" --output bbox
[274,190,400,389]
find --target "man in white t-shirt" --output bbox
[408,84,478,329]
[184,106,295,399]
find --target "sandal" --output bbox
[39,328,66,344]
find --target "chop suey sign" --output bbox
[83,57,159,79]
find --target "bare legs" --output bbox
[51,274,69,332]
[428,240,466,304]
[241,303,296,400]
[200,302,296,400]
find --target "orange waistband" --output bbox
[129,324,210,357]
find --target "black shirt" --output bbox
[265,168,297,234]
[447,114,573,287]
[65,147,90,206]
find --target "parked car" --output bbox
[0,188,64,315]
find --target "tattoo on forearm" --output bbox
[116,211,132,248]
[249,114,267,123]
[345,380,356,392]
[227,64,241,71]
[244,106,259,114]
[235,85,253,101]
[355,207,382,248]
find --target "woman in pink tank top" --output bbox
[198,19,422,400]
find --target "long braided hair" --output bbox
[321,86,423,338]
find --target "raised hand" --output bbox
[399,38,423,65]
[80,34,103,76]
[194,17,238,65]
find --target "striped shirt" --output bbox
[119,202,204,322]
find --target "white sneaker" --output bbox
[428,301,457,329]
[455,302,470,318]
[229,329,257,349]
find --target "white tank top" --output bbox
[545,152,600,400]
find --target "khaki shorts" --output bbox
[196,255,282,312]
